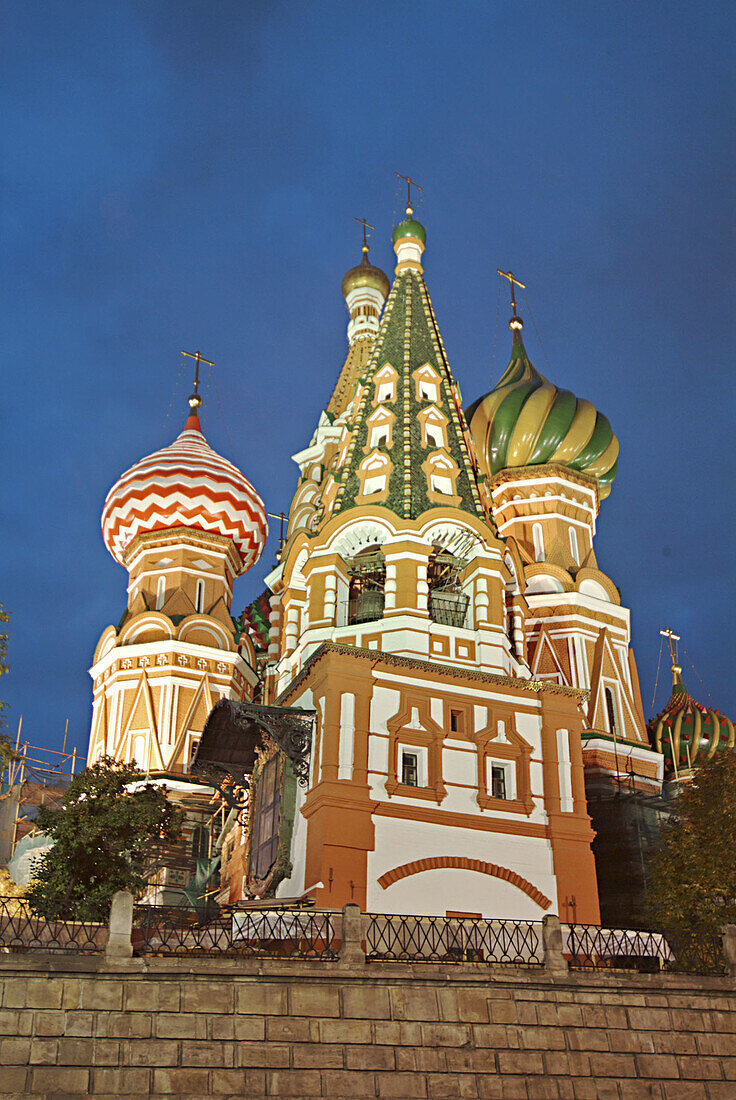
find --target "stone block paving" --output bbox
[0,962,735,1097]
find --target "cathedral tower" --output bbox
[466,284,661,796]
[252,207,601,922]
[88,365,268,778]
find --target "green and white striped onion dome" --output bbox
[648,673,735,776]
[465,326,619,499]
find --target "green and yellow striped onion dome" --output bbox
[648,673,735,777]
[465,327,619,499]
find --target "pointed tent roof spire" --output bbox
[330,208,485,523]
[181,349,213,431]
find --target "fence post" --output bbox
[721,924,736,978]
[106,890,134,959]
[340,903,365,968]
[542,914,568,974]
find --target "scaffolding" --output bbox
[0,718,81,869]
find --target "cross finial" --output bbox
[497,270,526,319]
[181,349,214,417]
[659,627,682,683]
[354,216,375,254]
[395,172,422,215]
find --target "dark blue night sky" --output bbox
[3,1,734,757]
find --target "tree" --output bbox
[26,757,182,921]
[648,752,736,933]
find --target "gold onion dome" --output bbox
[341,245,390,301]
[465,318,619,500]
[648,669,735,778]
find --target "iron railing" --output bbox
[429,591,470,628]
[132,904,338,959]
[0,897,106,954]
[347,590,385,625]
[565,924,726,975]
[366,913,543,965]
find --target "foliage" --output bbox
[648,753,736,933]
[26,758,182,921]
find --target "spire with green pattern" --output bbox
[331,201,485,522]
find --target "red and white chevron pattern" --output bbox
[101,424,268,573]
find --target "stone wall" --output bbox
[1,953,736,1098]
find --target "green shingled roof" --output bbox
[333,269,484,521]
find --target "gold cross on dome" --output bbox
[497,270,526,317]
[659,627,681,666]
[354,217,375,250]
[181,349,214,397]
[395,172,422,210]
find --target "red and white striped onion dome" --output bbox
[101,411,268,575]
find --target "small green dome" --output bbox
[465,325,619,500]
[648,673,735,778]
[392,216,426,246]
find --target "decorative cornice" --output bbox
[489,464,599,500]
[276,641,588,704]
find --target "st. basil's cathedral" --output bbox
[85,195,734,927]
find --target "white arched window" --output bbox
[425,422,444,449]
[195,579,205,613]
[156,576,166,610]
[370,423,390,449]
[604,685,620,736]
[569,527,579,565]
[532,523,545,563]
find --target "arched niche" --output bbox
[329,519,394,558]
[120,613,174,646]
[525,574,565,596]
[178,616,235,651]
[419,519,483,561]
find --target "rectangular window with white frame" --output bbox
[399,744,428,788]
[486,758,516,801]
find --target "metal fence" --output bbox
[0,893,730,976]
[429,591,470,628]
[132,904,339,959]
[566,924,727,975]
[0,896,106,954]
[366,913,543,965]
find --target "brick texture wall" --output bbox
[1,954,735,1098]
